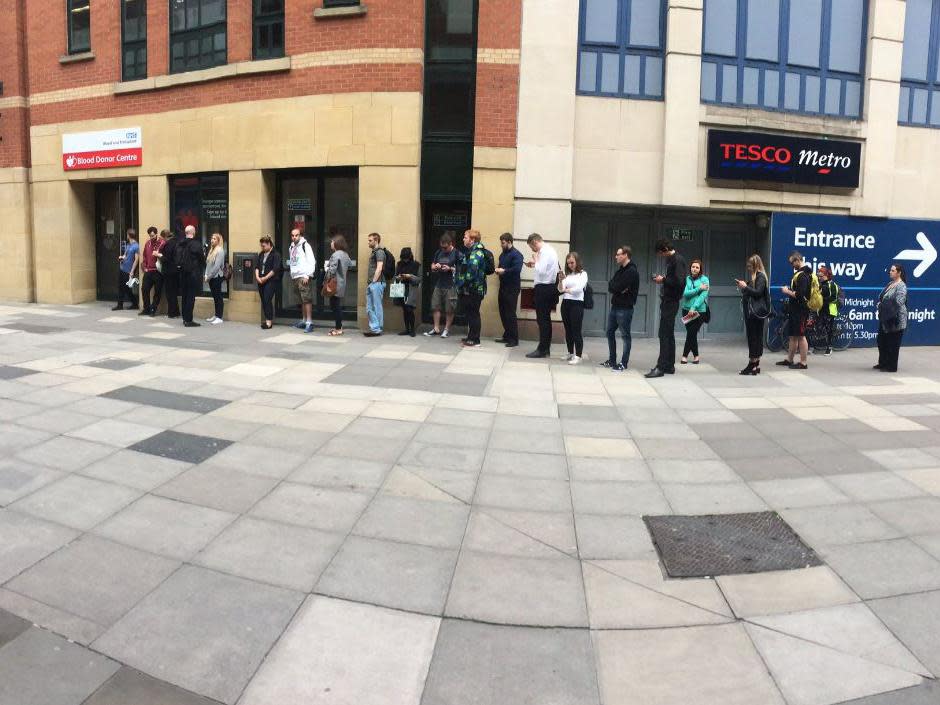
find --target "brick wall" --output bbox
[0,0,30,168]
[474,0,520,149]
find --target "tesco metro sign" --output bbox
[706,129,861,188]
[62,127,142,171]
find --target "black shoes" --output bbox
[137,309,149,316]
[789,362,808,370]
[525,350,548,359]
[364,331,382,337]
[504,341,518,348]
[645,368,665,378]
[183,321,200,327]
[111,305,124,311]
[495,338,506,343]
[740,361,760,375]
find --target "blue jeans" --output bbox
[367,281,385,332]
[607,306,633,366]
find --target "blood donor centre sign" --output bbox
[771,213,940,347]
[707,130,861,188]
[62,127,142,171]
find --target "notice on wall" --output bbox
[771,213,940,346]
[62,127,142,171]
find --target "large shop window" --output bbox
[122,0,147,80]
[170,0,227,74]
[254,0,284,59]
[899,0,940,127]
[578,0,666,99]
[700,0,867,119]
[169,173,229,295]
[68,0,91,54]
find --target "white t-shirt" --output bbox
[561,271,588,301]
[534,244,560,285]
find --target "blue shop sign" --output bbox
[770,213,940,347]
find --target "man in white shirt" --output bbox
[524,233,560,358]
[287,228,316,333]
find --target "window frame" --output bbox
[899,0,940,128]
[169,172,230,298]
[67,0,92,55]
[168,0,228,75]
[122,0,148,81]
[322,0,360,8]
[700,0,868,120]
[253,0,285,60]
[576,0,668,100]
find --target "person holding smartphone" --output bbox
[680,258,709,364]
[424,232,459,338]
[646,238,687,378]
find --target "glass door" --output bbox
[95,182,138,301]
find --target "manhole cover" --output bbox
[644,511,822,578]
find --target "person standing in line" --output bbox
[139,226,165,317]
[204,233,226,325]
[875,263,908,373]
[495,232,523,348]
[680,258,710,365]
[455,229,487,347]
[559,252,588,365]
[524,233,560,359]
[423,232,459,338]
[287,228,316,333]
[394,247,422,337]
[364,232,386,337]
[178,225,206,328]
[602,246,639,371]
[112,229,140,311]
[157,229,180,319]
[735,254,770,375]
[255,235,281,330]
[646,238,687,378]
[324,234,352,336]
[817,264,839,355]
[777,250,812,370]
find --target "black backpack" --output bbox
[482,248,496,276]
[376,248,395,282]
[583,283,594,309]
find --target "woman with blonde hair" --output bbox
[204,232,226,324]
[735,254,770,375]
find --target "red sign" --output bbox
[63,148,142,171]
[62,127,142,172]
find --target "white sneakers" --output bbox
[568,355,581,365]
[440,329,450,338]
[206,316,223,325]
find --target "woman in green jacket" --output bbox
[681,258,710,364]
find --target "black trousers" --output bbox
[117,270,137,307]
[330,295,343,329]
[259,280,277,322]
[656,299,679,372]
[745,316,765,359]
[401,304,416,334]
[462,292,483,344]
[164,272,180,317]
[877,328,904,372]
[208,277,224,319]
[561,299,584,356]
[682,310,704,357]
[533,283,556,353]
[498,285,520,343]
[141,271,163,313]
[180,273,201,323]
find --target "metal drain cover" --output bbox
[644,511,822,578]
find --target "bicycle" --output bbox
[765,298,852,353]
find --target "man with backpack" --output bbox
[288,228,317,333]
[817,264,840,355]
[365,232,390,337]
[777,250,819,370]
[455,229,491,347]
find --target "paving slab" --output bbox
[836,680,940,705]
[0,459,64,506]
[94,565,302,705]
[102,385,230,414]
[422,619,600,705]
[11,475,141,531]
[240,596,439,705]
[716,566,859,617]
[0,627,119,705]
[155,463,278,513]
[15,436,116,471]
[78,450,192,491]
[250,483,372,533]
[83,667,220,705]
[575,514,657,560]
[823,539,940,599]
[0,608,30,649]
[869,590,940,677]
[352,495,469,549]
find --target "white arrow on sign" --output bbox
[894,231,937,278]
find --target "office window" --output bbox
[122,0,147,81]
[170,173,228,295]
[67,0,91,54]
[577,0,666,99]
[899,0,940,127]
[254,0,284,59]
[170,0,227,73]
[701,0,867,119]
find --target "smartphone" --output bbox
[651,274,659,281]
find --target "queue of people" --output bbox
[110,225,909,374]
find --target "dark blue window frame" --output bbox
[576,0,667,100]
[899,0,940,127]
[701,0,868,119]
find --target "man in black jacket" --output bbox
[602,245,639,371]
[158,229,181,318]
[646,238,687,378]
[778,251,812,369]
[178,225,206,327]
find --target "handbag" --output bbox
[583,283,594,310]
[389,281,406,299]
[321,277,337,297]
[702,306,711,324]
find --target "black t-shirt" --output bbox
[432,248,458,289]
